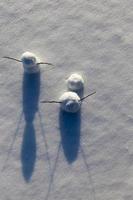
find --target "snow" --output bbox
[66,73,84,92]
[21,51,40,73]
[59,91,81,113]
[0,0,133,200]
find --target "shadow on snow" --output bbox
[21,72,40,182]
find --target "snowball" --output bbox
[21,51,40,73]
[59,91,81,113]
[67,73,84,91]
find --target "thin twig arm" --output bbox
[41,92,96,104]
[80,91,96,101]
[40,100,61,104]
[37,62,54,66]
[3,56,22,63]
[3,57,54,66]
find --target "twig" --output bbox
[3,56,22,62]
[81,91,96,101]
[37,62,54,66]
[40,100,61,104]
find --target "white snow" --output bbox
[21,51,40,73]
[67,73,84,91]
[59,91,81,113]
[0,1,133,200]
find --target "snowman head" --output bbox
[21,52,40,73]
[59,91,81,113]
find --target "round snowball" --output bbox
[21,51,40,73]
[67,73,84,91]
[59,91,81,113]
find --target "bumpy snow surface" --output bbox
[0,1,133,200]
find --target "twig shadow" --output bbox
[38,111,51,173]
[59,110,81,163]
[80,145,97,200]
[2,111,23,171]
[44,143,61,200]
[21,72,40,182]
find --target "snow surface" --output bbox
[0,0,133,200]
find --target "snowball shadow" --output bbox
[21,72,40,182]
[59,110,81,163]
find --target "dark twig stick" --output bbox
[40,100,61,104]
[80,91,96,101]
[39,63,55,72]
[37,62,54,66]
[41,92,96,104]
[3,57,54,66]
[3,56,22,63]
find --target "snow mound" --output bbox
[21,52,40,73]
[59,91,81,113]
[67,73,84,91]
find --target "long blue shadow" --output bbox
[21,72,40,182]
[59,110,81,163]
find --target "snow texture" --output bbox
[0,0,133,200]
[21,51,40,73]
[67,73,84,91]
[59,91,81,113]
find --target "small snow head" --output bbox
[67,73,84,92]
[59,91,81,113]
[21,52,40,73]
